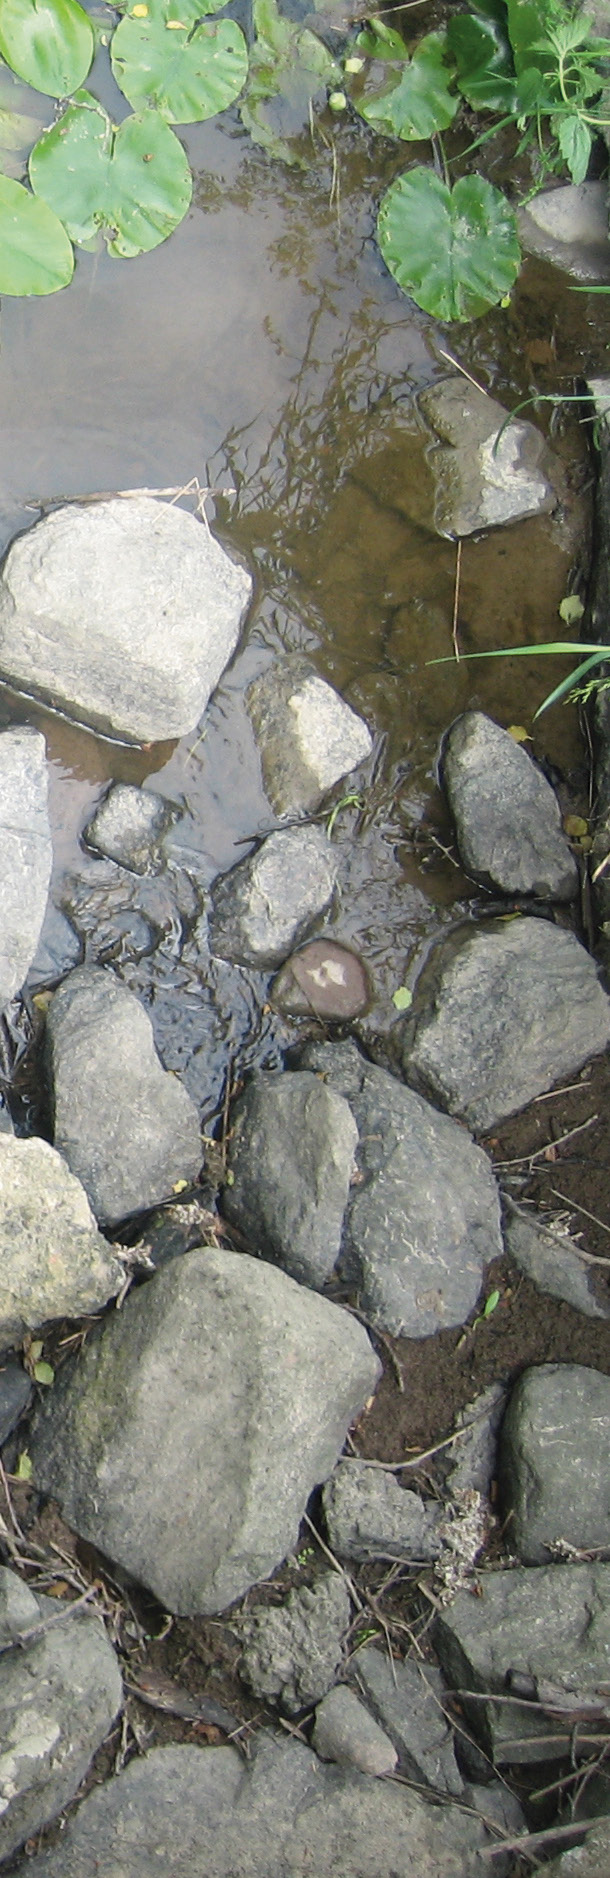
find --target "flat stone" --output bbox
[350,1645,462,1795]
[518,182,610,283]
[0,728,52,1013]
[246,656,372,815]
[223,1070,358,1288]
[445,1383,508,1500]
[30,1247,380,1615]
[499,1363,610,1563]
[418,376,558,537]
[323,1460,443,1562]
[503,1201,609,1319]
[210,827,338,969]
[0,1134,122,1350]
[240,1573,350,1714]
[0,498,252,745]
[45,966,202,1227]
[271,939,371,1019]
[84,784,175,875]
[312,1685,398,1776]
[442,712,578,899]
[403,917,610,1131]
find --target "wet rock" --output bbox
[30,1246,380,1615]
[240,1573,350,1714]
[435,1561,610,1762]
[351,1645,462,1795]
[0,1565,122,1863]
[0,497,252,745]
[84,784,175,875]
[271,939,370,1019]
[28,901,81,988]
[543,1819,610,1877]
[312,1685,398,1776]
[210,827,338,969]
[499,1363,610,1564]
[503,1200,609,1319]
[0,728,52,1014]
[442,712,578,900]
[403,917,610,1132]
[0,1361,32,1445]
[223,1070,358,1288]
[445,1383,508,1500]
[418,375,558,537]
[17,1733,489,1878]
[518,182,610,283]
[0,1134,122,1350]
[323,1459,443,1562]
[301,1040,502,1338]
[246,656,372,816]
[45,966,202,1227]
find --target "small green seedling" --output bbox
[457,1288,501,1349]
[392,985,413,1011]
[326,793,364,839]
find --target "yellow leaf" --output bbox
[507,725,531,743]
[15,1452,32,1481]
[29,1339,43,1363]
[166,18,187,26]
[132,3,148,12]
[33,991,52,1014]
[172,1179,189,1194]
[563,813,588,839]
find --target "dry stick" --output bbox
[345,1407,491,1474]
[452,538,462,661]
[493,1112,598,1169]
[437,349,488,396]
[302,1513,365,1614]
[0,1586,97,1656]
[479,1819,600,1860]
[549,1187,610,1239]
[0,1456,27,1548]
[534,1078,591,1100]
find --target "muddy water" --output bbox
[2,46,610,1127]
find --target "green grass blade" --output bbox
[534,649,610,715]
[427,643,608,667]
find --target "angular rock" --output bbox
[17,1734,489,1878]
[543,1819,610,1878]
[271,939,370,1020]
[518,182,610,283]
[0,1360,32,1444]
[503,1200,609,1319]
[246,656,372,816]
[223,1071,358,1288]
[0,1565,122,1863]
[323,1460,443,1562]
[442,712,577,900]
[210,827,338,969]
[312,1685,398,1776]
[418,375,558,537]
[351,1645,462,1795]
[0,1134,122,1349]
[445,1383,508,1500]
[30,1247,380,1615]
[403,917,610,1132]
[301,1040,502,1337]
[435,1562,610,1763]
[499,1363,610,1563]
[84,784,175,875]
[0,498,252,745]
[28,901,81,988]
[45,966,202,1226]
[0,727,52,1014]
[240,1573,350,1714]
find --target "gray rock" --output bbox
[418,376,558,537]
[223,1071,358,1288]
[0,728,52,1014]
[323,1459,443,1562]
[246,656,372,816]
[543,1819,610,1877]
[0,1134,122,1349]
[17,1733,489,1878]
[312,1684,398,1776]
[503,1201,609,1319]
[445,1383,508,1500]
[45,966,202,1226]
[436,1562,610,1763]
[210,827,338,969]
[300,1040,502,1338]
[28,901,81,987]
[462,1784,527,1878]
[518,182,610,283]
[240,1573,350,1714]
[403,917,610,1132]
[351,1645,462,1795]
[499,1363,610,1564]
[271,939,371,1020]
[0,498,252,745]
[0,1565,122,1863]
[0,1361,32,1443]
[442,712,577,900]
[30,1247,380,1615]
[84,784,175,875]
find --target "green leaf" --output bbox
[0,174,74,294]
[392,985,413,1010]
[33,1359,55,1386]
[506,0,554,74]
[554,111,591,184]
[357,32,458,141]
[15,1450,32,1480]
[111,0,248,123]
[30,93,192,257]
[377,167,521,322]
[0,0,94,98]
[240,0,339,165]
[483,1288,500,1317]
[355,21,410,61]
[448,12,517,113]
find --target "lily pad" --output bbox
[447,11,517,112]
[111,0,248,123]
[239,0,340,165]
[0,173,74,294]
[30,92,192,257]
[377,166,521,321]
[0,0,94,98]
[356,31,458,140]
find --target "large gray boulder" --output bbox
[418,375,558,536]
[30,1247,380,1615]
[403,917,610,1131]
[223,1070,358,1288]
[45,966,202,1226]
[0,727,52,1013]
[240,1573,350,1713]
[210,827,338,968]
[0,498,252,745]
[246,656,372,816]
[0,1566,122,1863]
[499,1364,610,1563]
[0,1133,122,1348]
[442,712,577,900]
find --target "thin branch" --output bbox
[549,1188,610,1238]
[452,538,462,662]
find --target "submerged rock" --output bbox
[271,939,371,1019]
[0,497,252,744]
[518,181,610,283]
[0,1133,122,1349]
[418,375,558,537]
[240,1573,350,1714]
[210,827,338,968]
[246,655,372,816]
[224,1070,358,1288]
[442,712,578,899]
[499,1363,610,1563]
[0,727,52,1014]
[84,783,175,875]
